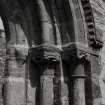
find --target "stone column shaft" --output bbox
[70,64,86,105]
[62,43,88,105]
[37,0,54,44]
[29,44,61,105]
[40,65,54,105]
[5,46,27,105]
[72,78,85,105]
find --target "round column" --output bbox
[29,44,61,105]
[70,63,86,105]
[40,63,55,105]
[62,44,89,105]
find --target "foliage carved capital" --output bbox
[29,43,61,63]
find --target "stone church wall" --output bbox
[90,0,105,104]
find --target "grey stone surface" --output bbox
[0,0,105,105]
[90,0,105,104]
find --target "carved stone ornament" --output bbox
[81,0,103,49]
[62,43,90,62]
[29,43,61,63]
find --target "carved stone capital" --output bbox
[29,43,61,63]
[62,43,90,62]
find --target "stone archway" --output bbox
[0,0,103,105]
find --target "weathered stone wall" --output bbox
[90,0,105,104]
[0,29,6,105]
